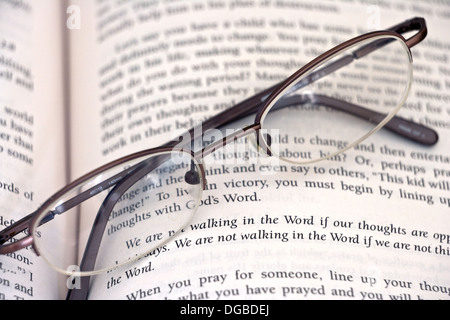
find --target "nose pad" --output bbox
[185,166,201,185]
[248,132,272,157]
[261,133,273,157]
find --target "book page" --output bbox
[0,0,68,299]
[67,0,450,300]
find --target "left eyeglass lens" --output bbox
[32,151,203,275]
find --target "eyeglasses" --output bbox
[0,17,438,299]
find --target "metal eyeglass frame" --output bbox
[0,17,437,300]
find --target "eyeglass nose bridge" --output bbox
[195,123,270,160]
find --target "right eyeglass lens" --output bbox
[260,35,412,164]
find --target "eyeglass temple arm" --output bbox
[66,154,174,300]
[388,17,427,48]
[66,177,140,300]
[275,94,438,145]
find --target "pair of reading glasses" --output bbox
[0,18,438,300]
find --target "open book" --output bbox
[0,0,449,301]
